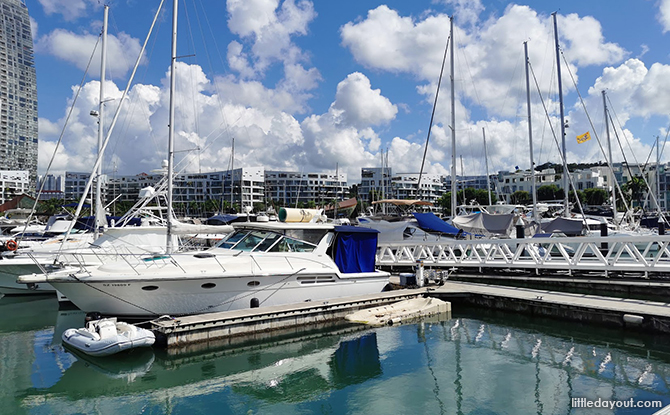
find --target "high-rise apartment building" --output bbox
[0,0,37,186]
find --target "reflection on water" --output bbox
[2,294,670,414]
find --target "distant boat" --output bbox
[324,197,358,218]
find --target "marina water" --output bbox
[2,295,670,414]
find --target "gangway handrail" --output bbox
[377,234,670,276]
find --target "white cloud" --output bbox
[299,73,400,179]
[341,5,627,122]
[37,2,666,186]
[226,0,317,79]
[341,6,450,78]
[589,59,670,120]
[226,0,280,37]
[559,13,627,66]
[280,63,322,95]
[38,118,60,137]
[638,44,650,59]
[36,29,144,77]
[658,0,670,33]
[37,64,396,181]
[213,74,308,114]
[40,63,369,181]
[227,41,255,79]
[29,17,38,40]
[37,0,99,21]
[330,73,397,129]
[439,0,484,27]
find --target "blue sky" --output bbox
[28,0,670,182]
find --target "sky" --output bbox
[27,0,670,184]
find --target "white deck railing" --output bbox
[376,234,670,276]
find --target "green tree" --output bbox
[368,189,382,203]
[438,192,452,216]
[510,190,531,205]
[455,187,498,206]
[203,199,220,216]
[621,175,647,208]
[111,201,136,217]
[37,198,64,216]
[348,184,359,198]
[537,184,564,201]
[568,190,584,204]
[582,188,608,205]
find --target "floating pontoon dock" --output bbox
[431,281,670,334]
[150,288,427,348]
[149,278,670,349]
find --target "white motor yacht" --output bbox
[20,221,390,317]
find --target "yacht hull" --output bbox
[0,261,55,294]
[48,272,390,317]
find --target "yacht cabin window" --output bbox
[216,229,320,253]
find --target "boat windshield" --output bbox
[215,229,318,252]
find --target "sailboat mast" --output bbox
[482,127,492,206]
[602,90,617,225]
[450,16,457,218]
[94,5,108,239]
[380,151,384,215]
[230,137,234,209]
[166,0,178,254]
[552,12,570,217]
[657,135,661,213]
[334,162,339,219]
[460,155,465,205]
[524,41,537,222]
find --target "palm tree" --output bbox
[621,175,646,209]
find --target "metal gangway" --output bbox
[376,234,670,277]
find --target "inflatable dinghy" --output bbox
[62,318,155,357]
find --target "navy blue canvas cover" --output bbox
[333,226,378,273]
[74,216,141,231]
[413,212,462,236]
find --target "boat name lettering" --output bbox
[103,283,131,287]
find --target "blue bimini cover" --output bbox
[74,216,141,231]
[413,212,462,236]
[333,226,379,273]
[206,214,240,225]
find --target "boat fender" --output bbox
[250,298,260,308]
[5,240,17,251]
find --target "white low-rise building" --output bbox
[0,170,30,204]
[265,170,347,207]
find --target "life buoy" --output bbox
[6,240,17,251]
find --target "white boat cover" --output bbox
[540,217,585,236]
[357,218,440,243]
[451,212,515,236]
[62,318,155,357]
[170,221,234,235]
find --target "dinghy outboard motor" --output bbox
[85,312,103,322]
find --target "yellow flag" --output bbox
[576,131,591,144]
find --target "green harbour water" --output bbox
[2,294,670,414]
